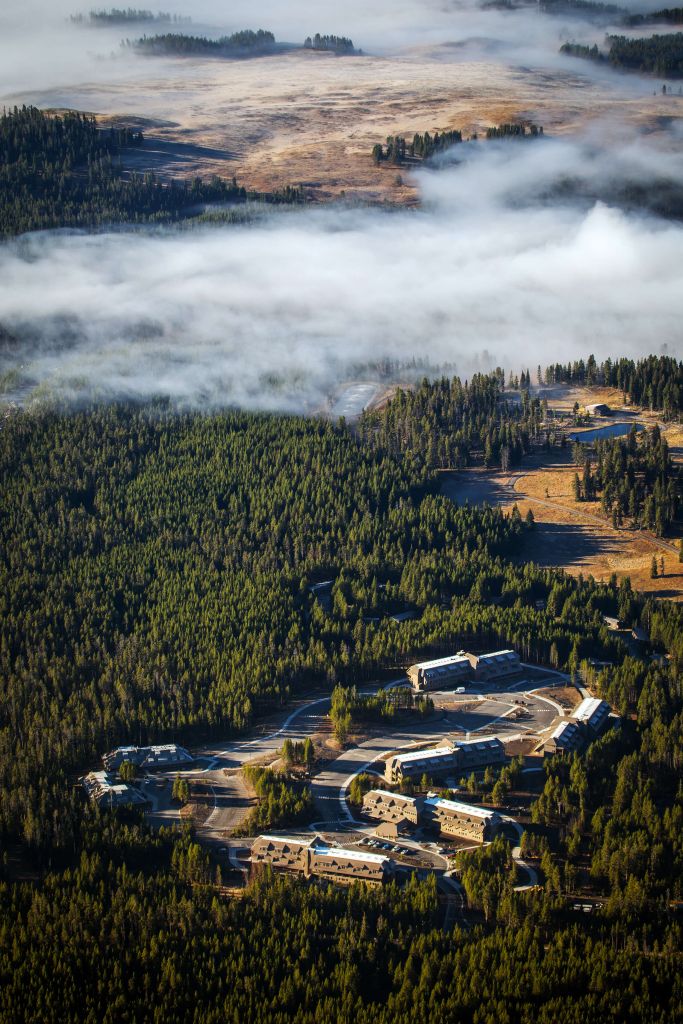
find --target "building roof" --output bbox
[572,697,610,727]
[550,721,578,740]
[103,743,193,769]
[256,834,315,847]
[314,846,389,866]
[144,744,193,761]
[548,721,583,748]
[477,649,518,663]
[452,737,503,750]
[424,797,498,821]
[410,654,471,672]
[365,789,416,804]
[390,746,456,766]
[82,770,147,807]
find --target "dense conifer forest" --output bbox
[358,372,546,469]
[561,31,683,75]
[572,425,681,535]
[625,6,683,24]
[304,34,357,53]
[371,124,543,165]
[542,355,682,417]
[0,389,681,1021]
[0,106,246,236]
[1,399,663,850]
[70,7,186,25]
[129,29,277,56]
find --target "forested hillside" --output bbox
[358,372,545,469]
[0,399,682,1021]
[0,403,644,849]
[0,106,246,236]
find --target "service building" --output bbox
[102,743,194,774]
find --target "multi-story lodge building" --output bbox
[362,788,500,842]
[570,697,611,735]
[423,796,501,841]
[82,770,149,809]
[362,789,424,825]
[384,736,505,784]
[465,650,521,682]
[544,720,584,756]
[407,654,472,692]
[406,648,521,691]
[251,835,394,885]
[384,744,460,785]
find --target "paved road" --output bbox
[310,676,561,829]
[144,670,567,898]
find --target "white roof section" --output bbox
[550,721,577,740]
[425,797,497,820]
[257,834,313,846]
[478,649,517,661]
[315,846,389,865]
[452,737,502,749]
[572,697,609,725]
[411,654,471,671]
[390,746,455,765]
[366,789,416,803]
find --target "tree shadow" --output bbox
[514,521,624,568]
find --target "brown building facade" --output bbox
[251,834,394,885]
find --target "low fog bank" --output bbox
[0,0,670,100]
[1,136,681,412]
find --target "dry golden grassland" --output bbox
[32,46,683,201]
[501,389,683,598]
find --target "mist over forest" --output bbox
[1,134,681,409]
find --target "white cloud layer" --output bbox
[1,137,681,411]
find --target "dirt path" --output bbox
[509,470,680,557]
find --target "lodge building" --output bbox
[384,736,505,785]
[362,788,500,842]
[251,835,394,885]
[407,648,521,692]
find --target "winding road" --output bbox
[142,667,569,909]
